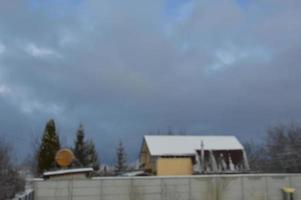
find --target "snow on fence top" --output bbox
[144,135,244,156]
[43,168,93,177]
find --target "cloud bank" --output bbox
[0,0,300,163]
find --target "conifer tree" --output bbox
[73,124,86,166]
[86,140,100,170]
[115,141,127,174]
[73,124,100,169]
[37,119,60,175]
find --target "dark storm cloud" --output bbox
[0,0,300,162]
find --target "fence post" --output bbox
[100,179,103,200]
[265,176,269,200]
[241,176,245,200]
[188,177,191,200]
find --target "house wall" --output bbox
[140,142,193,175]
[157,158,193,176]
[139,142,153,172]
[34,174,301,200]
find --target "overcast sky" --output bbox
[0,0,300,163]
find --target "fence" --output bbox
[34,174,301,200]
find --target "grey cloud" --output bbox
[0,0,300,162]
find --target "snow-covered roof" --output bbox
[43,168,93,177]
[144,135,244,156]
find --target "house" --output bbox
[139,135,249,176]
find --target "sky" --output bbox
[0,0,301,164]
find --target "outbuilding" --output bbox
[43,168,93,180]
[139,135,249,176]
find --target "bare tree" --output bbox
[22,133,41,177]
[243,141,268,172]
[245,124,301,173]
[0,138,25,200]
[265,124,301,172]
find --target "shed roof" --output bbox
[43,168,93,177]
[144,135,244,156]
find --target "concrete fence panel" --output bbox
[34,174,301,200]
[243,176,267,200]
[291,176,301,200]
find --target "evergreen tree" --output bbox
[86,140,100,170]
[73,124,100,169]
[73,124,86,166]
[37,119,61,175]
[115,141,127,174]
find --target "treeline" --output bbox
[0,119,106,199]
[32,119,129,176]
[34,119,100,175]
[245,124,301,173]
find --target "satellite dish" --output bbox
[55,148,75,167]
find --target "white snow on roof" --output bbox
[144,135,244,156]
[43,168,93,176]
